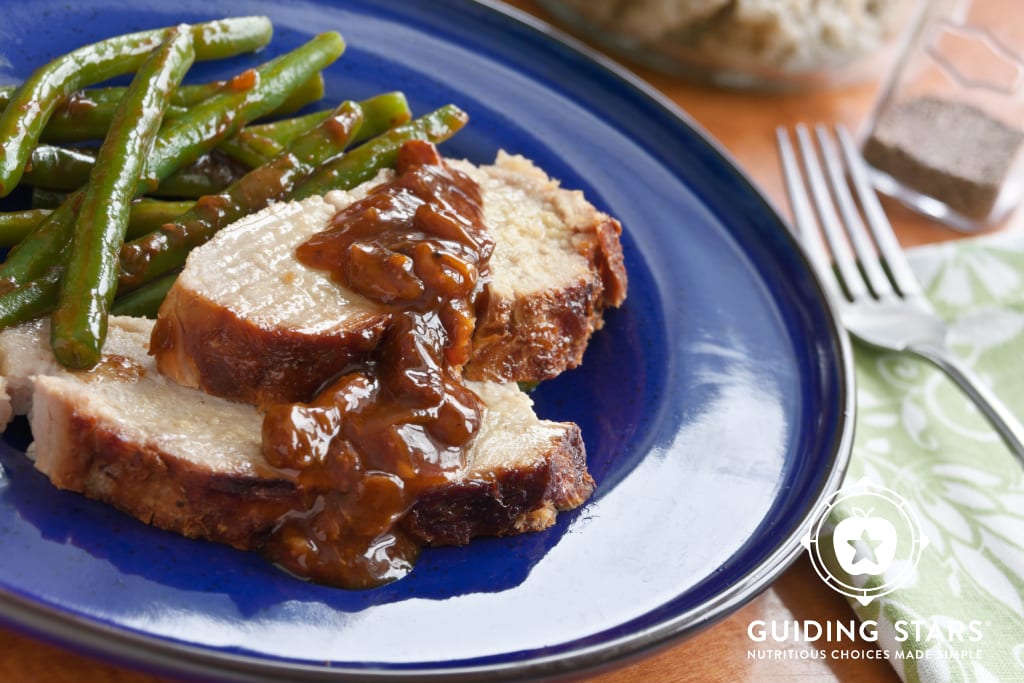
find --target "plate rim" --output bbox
[0,0,857,680]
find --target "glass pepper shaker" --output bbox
[860,0,1024,231]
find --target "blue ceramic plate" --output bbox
[0,1,853,680]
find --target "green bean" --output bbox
[168,81,224,107]
[124,198,193,234]
[273,72,325,118]
[355,92,413,141]
[170,75,327,170]
[243,109,330,147]
[30,73,323,144]
[111,271,179,318]
[1,81,208,111]
[0,87,199,144]
[40,103,188,144]
[140,31,346,192]
[0,209,50,245]
[0,54,256,113]
[168,71,324,119]
[219,91,412,167]
[31,188,67,209]
[151,151,249,197]
[0,269,60,328]
[0,198,192,246]
[0,196,78,284]
[21,145,97,189]
[215,131,284,168]
[52,28,196,369]
[26,90,391,186]
[0,16,273,197]
[119,99,365,290]
[291,104,469,200]
[259,93,410,149]
[21,145,245,197]
[0,32,345,322]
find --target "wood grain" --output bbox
[2,1,1019,681]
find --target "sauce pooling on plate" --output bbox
[260,140,494,588]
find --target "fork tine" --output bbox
[776,127,817,241]
[793,123,867,301]
[836,125,922,297]
[776,126,835,282]
[814,124,894,299]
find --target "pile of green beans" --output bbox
[0,16,470,368]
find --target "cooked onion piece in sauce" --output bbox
[260,140,495,588]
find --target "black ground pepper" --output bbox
[863,95,1024,221]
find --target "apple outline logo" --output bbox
[832,506,898,576]
[801,478,929,606]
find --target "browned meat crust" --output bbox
[403,424,592,545]
[35,388,296,550]
[466,212,626,382]
[152,285,389,407]
[33,380,591,551]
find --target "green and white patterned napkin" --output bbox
[842,230,1024,682]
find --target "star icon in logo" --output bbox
[847,528,884,565]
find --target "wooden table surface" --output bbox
[2,2,1020,682]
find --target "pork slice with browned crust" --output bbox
[1,317,593,550]
[152,151,627,406]
[461,152,626,383]
[150,191,392,408]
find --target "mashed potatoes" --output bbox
[548,0,916,81]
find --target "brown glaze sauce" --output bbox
[81,353,146,383]
[260,140,494,588]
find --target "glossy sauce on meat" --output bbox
[260,140,494,588]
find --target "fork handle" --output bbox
[910,342,1024,465]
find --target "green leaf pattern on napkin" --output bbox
[842,233,1024,683]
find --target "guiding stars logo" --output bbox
[801,478,929,605]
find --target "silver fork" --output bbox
[777,123,1024,464]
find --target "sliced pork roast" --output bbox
[0,146,624,587]
[0,317,593,550]
[152,151,627,405]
